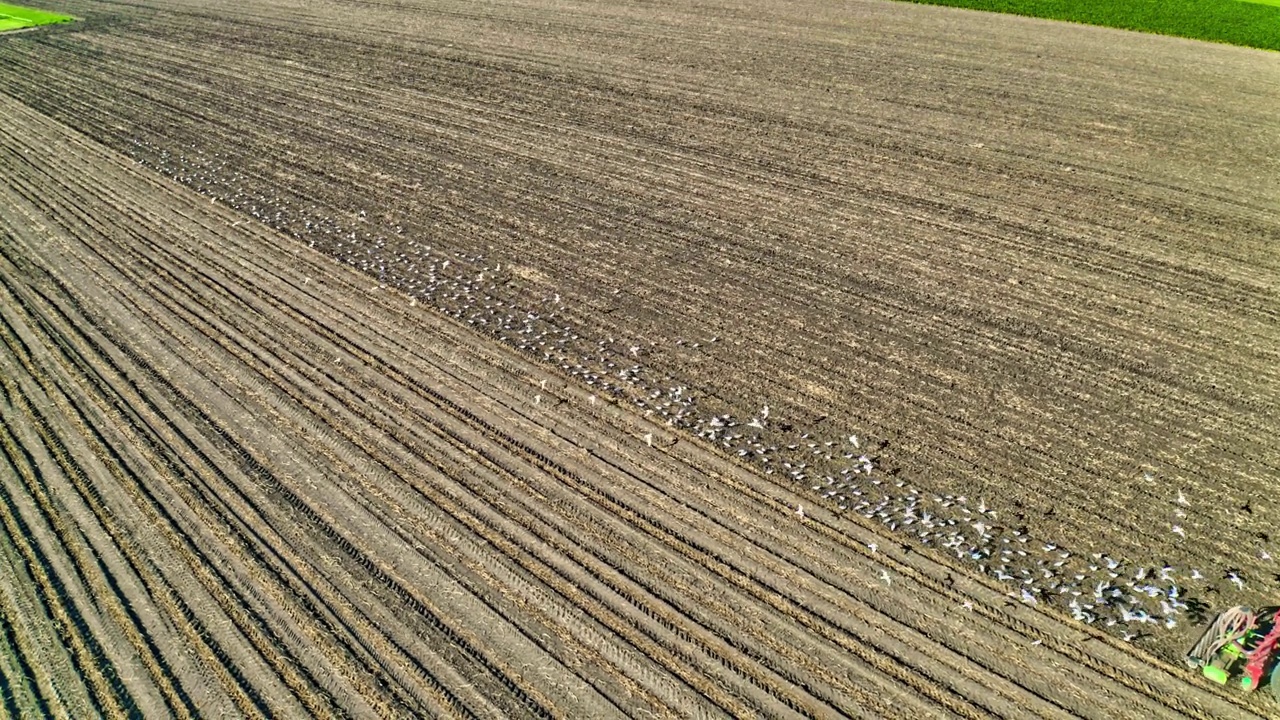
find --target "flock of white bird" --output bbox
[133,141,1264,644]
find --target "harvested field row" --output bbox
[0,90,1267,717]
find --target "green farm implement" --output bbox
[1186,605,1280,700]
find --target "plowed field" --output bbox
[1,0,1278,716]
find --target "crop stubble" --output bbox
[2,0,1276,572]
[0,77,1269,717]
[0,0,1278,716]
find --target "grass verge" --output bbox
[0,3,74,32]
[900,0,1280,51]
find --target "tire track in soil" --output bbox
[0,90,1271,717]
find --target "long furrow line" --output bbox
[67,140,1029,712]
[0,562,52,720]
[0,413,105,719]
[2,8,1277,717]
[0,105,535,712]
[115,0,1274,243]
[20,21,1269,353]
[10,98,906,712]
[107,106,1269,717]
[0,226,323,717]
[32,20,1280,543]
[7,5,1269,389]
[57,113,1249,717]
[10,112,1244,717]
[140,178,1259,717]
[0,46,1259,666]
[62,18,1280,491]
[0,144,545,712]
[19,271,487,718]
[86,21,1278,347]
[5,82,1034,712]
[20,8,1269,453]
[0,293,160,719]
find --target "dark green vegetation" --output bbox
[902,0,1280,51]
[0,3,74,32]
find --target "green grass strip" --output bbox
[899,0,1280,51]
[0,3,74,31]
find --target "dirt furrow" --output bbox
[0,178,535,712]
[1,0,1278,716]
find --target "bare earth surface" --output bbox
[1,0,1278,716]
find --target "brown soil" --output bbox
[1,0,1277,716]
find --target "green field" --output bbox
[0,3,74,32]
[902,0,1280,51]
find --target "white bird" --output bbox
[867,542,878,554]
[961,601,974,611]
[1121,607,1148,623]
[879,570,892,586]
[644,433,653,447]
[796,505,805,519]
[1228,572,1245,591]
[761,404,770,420]
[1177,490,1190,506]
[1190,569,1204,580]
[1171,525,1186,537]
